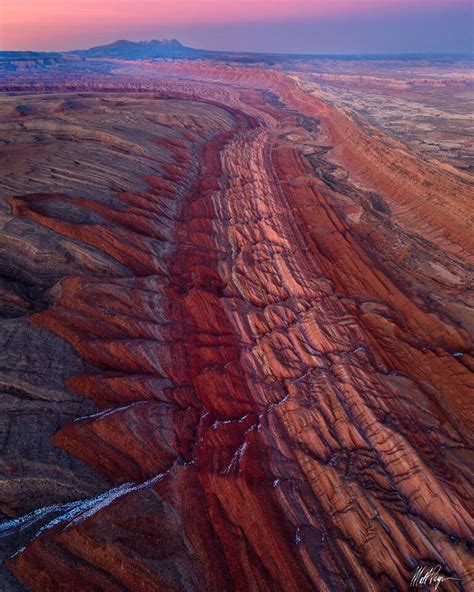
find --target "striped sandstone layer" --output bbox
[0,63,472,591]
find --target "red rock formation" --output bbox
[0,64,472,591]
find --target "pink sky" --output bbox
[1,0,471,51]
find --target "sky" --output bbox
[1,0,473,54]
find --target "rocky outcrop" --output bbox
[0,63,472,591]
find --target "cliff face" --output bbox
[0,64,472,591]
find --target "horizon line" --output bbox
[1,38,473,59]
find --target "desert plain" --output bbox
[0,49,472,591]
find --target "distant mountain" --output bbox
[70,38,198,59]
[0,38,269,72]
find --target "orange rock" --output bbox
[1,70,472,592]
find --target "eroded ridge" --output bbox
[0,63,472,591]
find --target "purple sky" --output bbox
[1,0,473,53]
[153,5,474,54]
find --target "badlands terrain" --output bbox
[286,55,474,173]
[0,52,473,591]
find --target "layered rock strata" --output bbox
[0,64,472,591]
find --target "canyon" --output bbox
[0,58,473,591]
